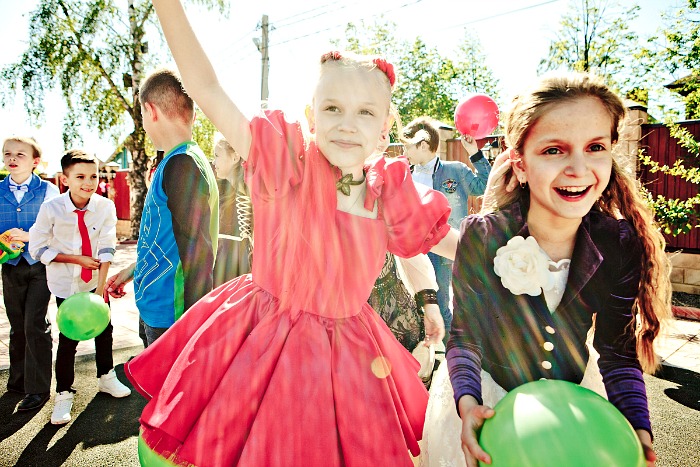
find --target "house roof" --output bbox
[665,74,698,96]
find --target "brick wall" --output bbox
[670,252,700,294]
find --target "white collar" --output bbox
[62,191,96,212]
[414,155,439,173]
[8,176,32,187]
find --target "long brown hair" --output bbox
[484,72,671,373]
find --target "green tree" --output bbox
[639,0,700,236]
[395,38,461,125]
[660,0,700,120]
[0,0,226,238]
[538,0,639,89]
[334,20,500,130]
[454,31,500,103]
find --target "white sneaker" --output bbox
[98,369,131,398]
[51,391,74,425]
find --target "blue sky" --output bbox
[0,0,681,174]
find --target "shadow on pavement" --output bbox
[10,364,146,467]
[0,391,40,443]
[656,364,700,411]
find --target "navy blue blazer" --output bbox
[447,200,651,432]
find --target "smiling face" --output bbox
[308,65,391,176]
[513,96,613,227]
[61,162,99,208]
[3,140,39,184]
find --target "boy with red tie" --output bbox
[29,149,130,426]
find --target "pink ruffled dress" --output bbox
[125,110,451,466]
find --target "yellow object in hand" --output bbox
[0,230,25,264]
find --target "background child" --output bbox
[124,1,459,465]
[421,72,671,467]
[105,69,219,347]
[212,134,252,287]
[402,117,491,336]
[1,136,59,412]
[29,149,131,426]
[369,137,445,384]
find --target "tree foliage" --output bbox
[637,0,700,236]
[538,0,639,89]
[0,0,226,238]
[334,18,500,132]
[454,31,500,103]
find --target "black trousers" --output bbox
[2,259,53,394]
[55,295,113,393]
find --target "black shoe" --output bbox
[16,392,50,412]
[6,384,24,395]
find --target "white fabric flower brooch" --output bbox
[493,236,555,296]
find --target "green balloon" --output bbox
[138,433,177,466]
[56,292,110,341]
[479,380,645,467]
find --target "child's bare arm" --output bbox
[430,228,459,261]
[152,0,252,160]
[95,261,110,298]
[52,253,100,270]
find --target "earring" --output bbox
[519,181,528,189]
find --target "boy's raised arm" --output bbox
[152,0,252,160]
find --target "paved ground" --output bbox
[0,243,699,466]
[0,243,141,370]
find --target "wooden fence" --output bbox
[639,121,700,252]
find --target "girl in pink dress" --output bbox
[126,2,458,466]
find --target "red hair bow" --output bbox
[319,51,396,87]
[320,51,344,63]
[372,58,396,87]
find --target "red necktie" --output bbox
[75,209,93,282]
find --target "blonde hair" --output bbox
[3,136,42,159]
[317,51,397,119]
[485,72,671,373]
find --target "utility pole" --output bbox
[253,14,270,109]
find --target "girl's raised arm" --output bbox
[152,0,252,160]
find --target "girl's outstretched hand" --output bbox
[636,429,656,467]
[422,303,445,345]
[458,396,495,467]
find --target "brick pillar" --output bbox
[619,103,648,175]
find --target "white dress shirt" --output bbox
[411,155,438,188]
[8,176,59,203]
[29,192,117,298]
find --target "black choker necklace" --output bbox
[336,172,366,196]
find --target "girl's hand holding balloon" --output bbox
[458,395,495,466]
[636,429,656,467]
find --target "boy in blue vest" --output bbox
[1,136,59,411]
[402,117,491,336]
[106,69,219,347]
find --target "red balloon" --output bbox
[454,94,499,139]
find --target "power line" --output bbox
[273,3,338,27]
[274,3,348,29]
[439,0,562,31]
[269,0,425,47]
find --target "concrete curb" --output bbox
[672,305,700,321]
